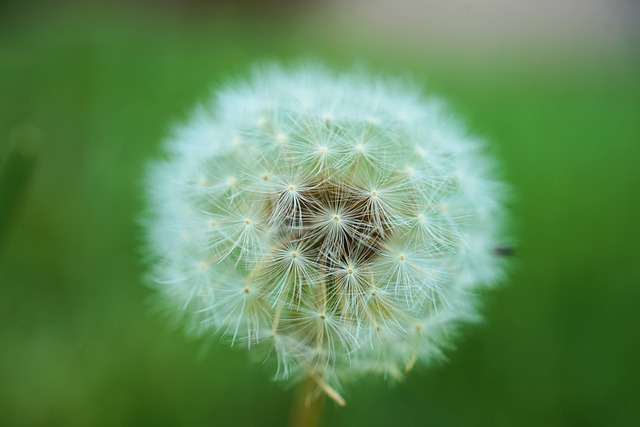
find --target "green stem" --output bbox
[289,377,325,427]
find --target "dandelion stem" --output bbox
[289,377,325,427]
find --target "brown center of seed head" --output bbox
[272,181,391,269]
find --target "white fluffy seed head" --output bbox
[144,63,507,402]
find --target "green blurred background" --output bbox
[1,1,639,426]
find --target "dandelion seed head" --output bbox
[144,63,508,401]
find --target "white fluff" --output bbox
[144,63,507,404]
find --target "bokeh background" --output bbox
[1,0,639,426]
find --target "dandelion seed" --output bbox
[144,63,508,405]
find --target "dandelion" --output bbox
[144,64,507,409]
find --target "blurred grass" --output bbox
[1,2,639,427]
